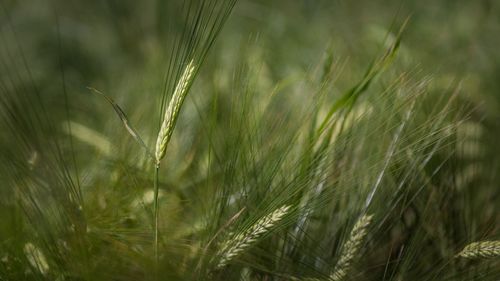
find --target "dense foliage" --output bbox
[0,0,498,280]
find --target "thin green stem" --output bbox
[153,163,160,275]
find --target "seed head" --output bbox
[155,60,196,163]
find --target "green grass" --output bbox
[0,0,499,280]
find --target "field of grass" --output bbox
[0,0,499,280]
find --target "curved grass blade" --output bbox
[87,87,155,161]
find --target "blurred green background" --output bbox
[2,0,499,135]
[0,0,499,280]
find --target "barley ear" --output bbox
[456,240,500,259]
[155,60,196,163]
[331,214,373,281]
[217,205,291,268]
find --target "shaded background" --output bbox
[0,0,499,280]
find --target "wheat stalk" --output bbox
[456,240,500,259]
[217,205,291,268]
[330,214,373,281]
[151,60,196,271]
[155,60,196,163]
